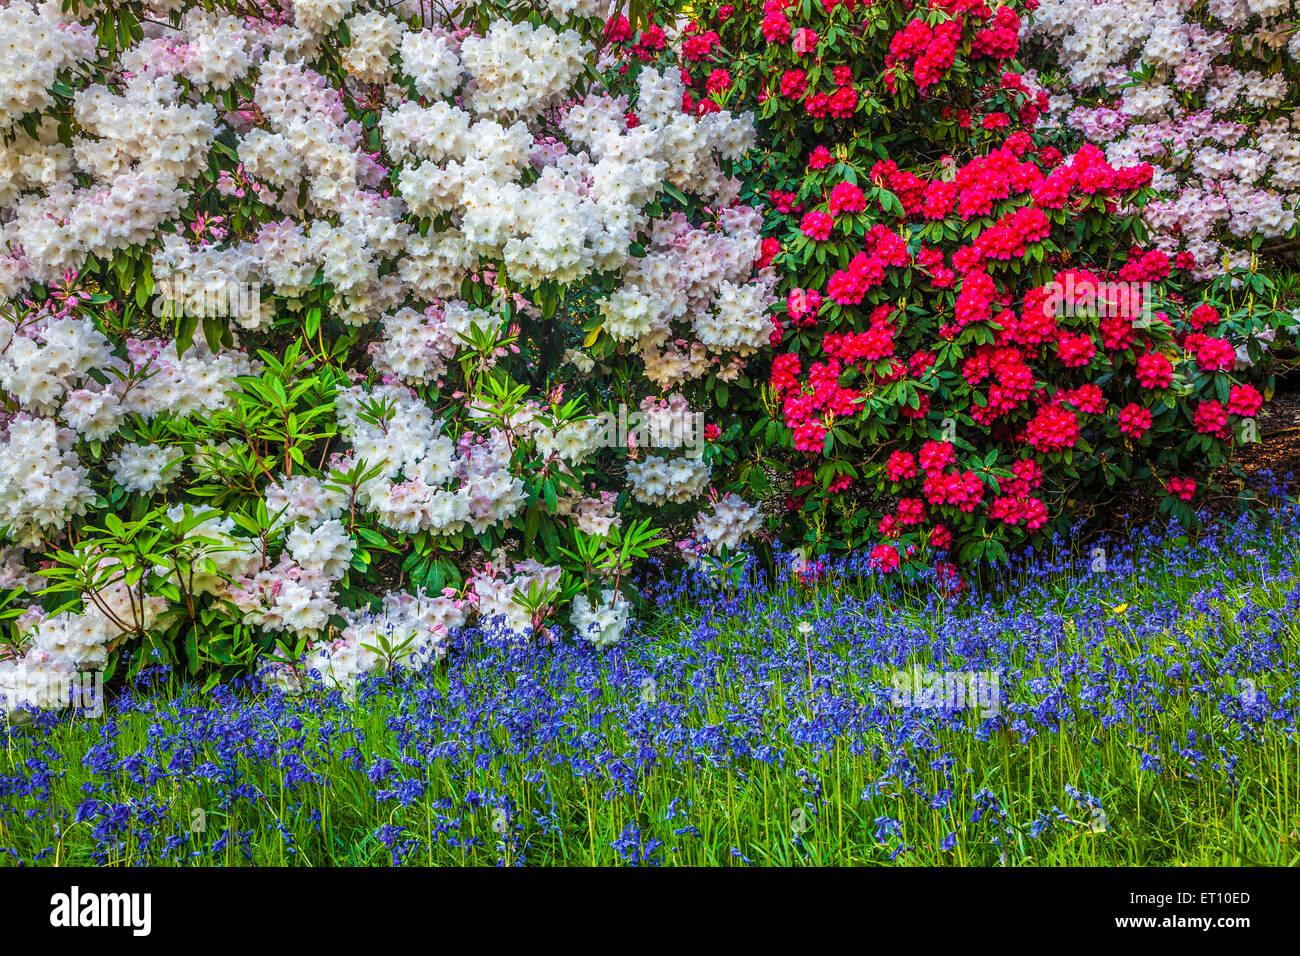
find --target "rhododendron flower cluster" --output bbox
[644,0,1276,571]
[570,588,632,647]
[690,492,765,553]
[0,0,772,710]
[1029,0,1299,290]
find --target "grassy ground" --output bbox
[2,505,1298,866]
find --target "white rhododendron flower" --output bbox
[693,494,764,554]
[571,589,631,647]
[109,442,181,494]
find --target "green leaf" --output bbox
[185,628,200,676]
[175,312,200,356]
[202,316,225,353]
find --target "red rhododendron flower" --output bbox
[922,181,958,219]
[801,210,834,240]
[1010,207,1051,243]
[1226,384,1262,417]
[705,69,732,94]
[1055,331,1097,368]
[1193,400,1228,436]
[1004,130,1033,155]
[973,223,1025,260]
[923,469,985,512]
[1194,337,1236,372]
[823,327,894,363]
[1118,248,1170,283]
[988,495,1048,530]
[638,24,666,51]
[804,91,831,117]
[792,27,818,54]
[786,287,822,326]
[681,29,722,60]
[1135,352,1174,389]
[1099,313,1135,351]
[866,225,911,266]
[769,353,802,394]
[1168,477,1196,501]
[972,6,1021,59]
[792,419,828,452]
[604,15,632,43]
[827,85,858,118]
[870,543,901,573]
[1024,404,1079,452]
[827,252,887,304]
[1001,457,1044,497]
[1057,383,1107,415]
[808,146,834,170]
[890,18,963,91]
[897,497,926,525]
[681,30,720,61]
[827,181,867,215]
[908,350,937,377]
[918,440,957,476]
[885,450,918,482]
[780,69,807,99]
[762,10,792,43]
[1118,402,1152,438]
[767,189,797,214]
[948,270,997,336]
[1186,303,1220,330]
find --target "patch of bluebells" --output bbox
[2,494,1299,865]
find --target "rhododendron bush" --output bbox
[0,0,775,711]
[628,0,1281,568]
[1026,0,1299,308]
